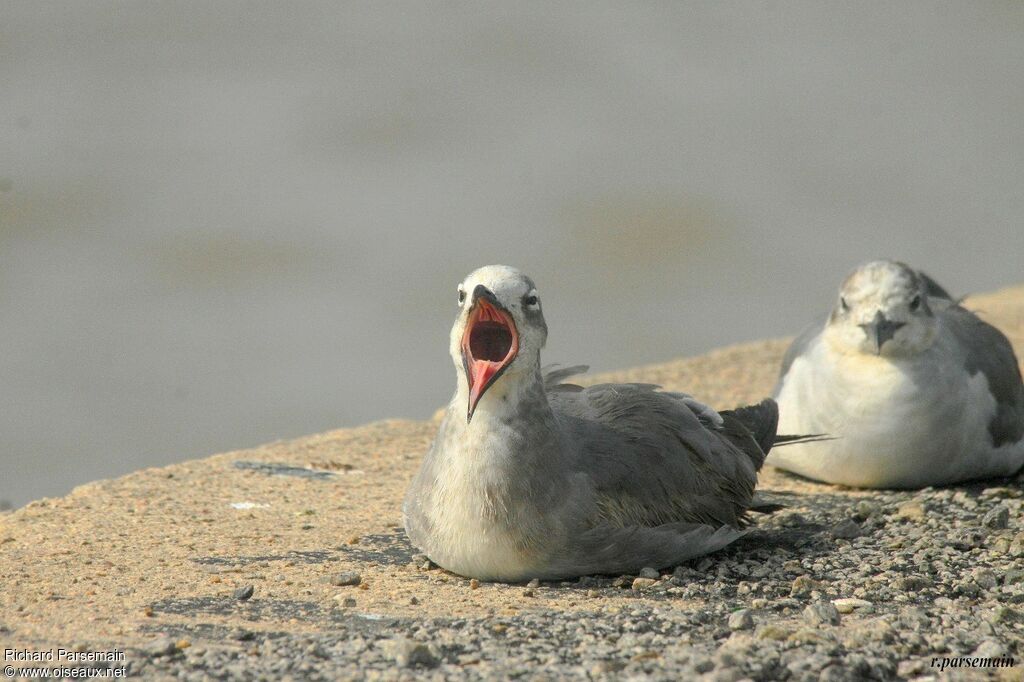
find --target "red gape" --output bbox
[461,298,519,418]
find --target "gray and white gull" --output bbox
[770,260,1024,488]
[404,265,797,581]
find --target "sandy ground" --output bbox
[1,285,1023,679]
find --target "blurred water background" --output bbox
[2,2,1023,507]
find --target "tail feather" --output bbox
[773,433,835,446]
[722,398,835,457]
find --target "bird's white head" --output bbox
[825,260,940,357]
[449,265,547,421]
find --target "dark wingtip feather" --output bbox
[723,398,779,455]
[773,433,836,446]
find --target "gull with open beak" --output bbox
[404,265,797,581]
[770,260,1024,488]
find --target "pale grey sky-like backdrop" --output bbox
[2,2,1023,506]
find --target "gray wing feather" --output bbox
[941,305,1024,447]
[547,383,762,531]
[542,364,589,392]
[663,392,724,427]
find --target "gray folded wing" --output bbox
[546,379,763,531]
[538,521,745,578]
[941,305,1024,447]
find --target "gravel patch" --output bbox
[122,479,1024,680]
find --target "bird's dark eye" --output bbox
[524,295,538,306]
[458,289,466,304]
[909,295,921,311]
[840,297,849,312]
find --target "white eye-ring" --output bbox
[523,290,540,308]
[457,287,466,306]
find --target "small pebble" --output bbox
[983,505,1010,530]
[329,571,362,587]
[790,575,820,597]
[896,501,926,521]
[831,519,861,539]
[387,638,438,668]
[638,567,659,580]
[305,643,329,659]
[971,567,998,590]
[1009,532,1024,557]
[727,609,754,631]
[854,501,880,519]
[144,636,178,657]
[411,553,436,570]
[981,487,1021,499]
[591,661,627,674]
[896,576,931,591]
[672,565,698,580]
[469,579,480,590]
[951,528,983,550]
[988,605,1023,624]
[693,657,714,673]
[804,601,841,626]
[755,624,792,641]
[233,585,255,601]
[832,598,872,614]
[1003,569,1024,585]
[973,640,1006,659]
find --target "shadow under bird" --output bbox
[404,265,806,581]
[770,260,1024,488]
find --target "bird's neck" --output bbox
[455,366,549,421]
[447,367,561,467]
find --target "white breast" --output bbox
[771,333,1021,487]
[418,408,543,581]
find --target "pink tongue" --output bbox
[469,359,501,408]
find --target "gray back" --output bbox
[941,305,1024,447]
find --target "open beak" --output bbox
[860,310,905,354]
[461,288,519,422]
